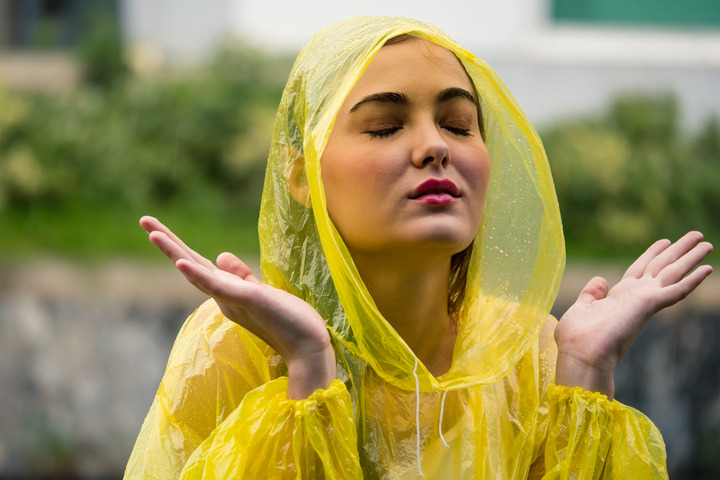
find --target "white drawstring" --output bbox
[438,390,450,448]
[413,358,424,476]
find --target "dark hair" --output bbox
[448,243,472,322]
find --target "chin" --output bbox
[407,230,476,256]
[416,220,476,246]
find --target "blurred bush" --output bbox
[542,93,720,257]
[0,45,291,257]
[1,50,718,259]
[76,6,128,89]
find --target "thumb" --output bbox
[216,252,261,284]
[577,276,609,305]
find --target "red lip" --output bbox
[410,178,460,199]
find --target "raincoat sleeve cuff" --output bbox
[543,384,668,479]
[179,377,363,479]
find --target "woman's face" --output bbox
[320,37,490,260]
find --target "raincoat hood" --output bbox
[258,16,565,393]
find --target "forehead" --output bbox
[347,37,474,99]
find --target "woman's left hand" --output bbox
[554,231,713,399]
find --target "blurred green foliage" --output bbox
[76,6,128,89]
[542,94,720,258]
[0,47,718,260]
[0,46,291,259]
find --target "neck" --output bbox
[351,249,458,377]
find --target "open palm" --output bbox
[554,231,713,397]
[139,216,335,398]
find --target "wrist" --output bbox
[555,350,615,400]
[286,344,336,400]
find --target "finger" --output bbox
[140,216,215,270]
[174,258,218,297]
[176,258,252,301]
[170,258,213,295]
[656,241,713,286]
[139,215,161,232]
[217,252,262,284]
[656,264,713,310]
[577,276,609,305]
[623,238,672,280]
[646,231,705,277]
[148,231,212,272]
[142,216,215,269]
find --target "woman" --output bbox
[125,17,713,478]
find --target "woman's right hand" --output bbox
[139,216,336,399]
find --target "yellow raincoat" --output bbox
[125,17,668,479]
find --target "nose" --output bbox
[410,120,450,168]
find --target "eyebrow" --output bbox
[349,92,407,112]
[437,87,477,105]
[349,87,477,113]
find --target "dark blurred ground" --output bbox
[0,258,718,478]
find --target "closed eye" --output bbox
[365,127,403,138]
[444,126,471,136]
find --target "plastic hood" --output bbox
[258,16,565,392]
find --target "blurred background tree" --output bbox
[3,72,718,259]
[77,4,128,89]
[543,93,720,258]
[0,43,291,258]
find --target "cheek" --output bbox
[320,142,351,202]
[322,144,402,199]
[475,156,491,196]
[460,146,491,194]
[321,151,374,227]
[458,146,491,222]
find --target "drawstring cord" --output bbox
[413,358,424,476]
[413,359,451,476]
[439,390,450,448]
